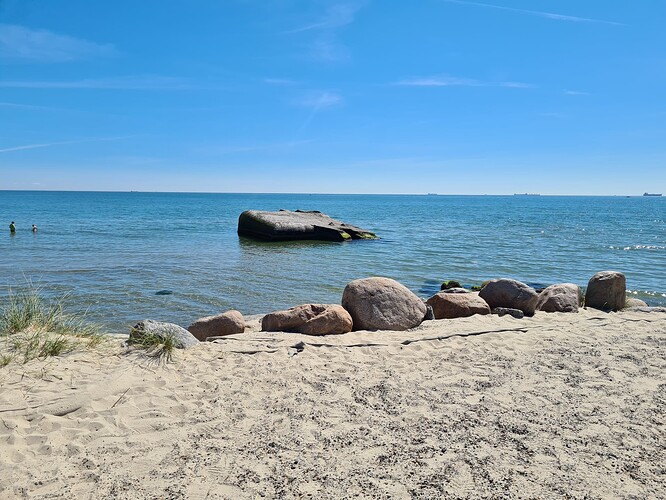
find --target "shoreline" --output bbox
[1,308,665,498]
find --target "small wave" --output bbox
[609,245,666,251]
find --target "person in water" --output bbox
[32,224,38,232]
[9,221,16,233]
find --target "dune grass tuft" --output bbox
[127,329,176,363]
[0,286,105,366]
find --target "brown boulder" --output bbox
[341,277,427,331]
[478,279,539,316]
[426,292,490,319]
[536,283,582,313]
[585,271,626,311]
[261,304,352,335]
[188,310,245,341]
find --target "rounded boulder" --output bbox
[426,291,490,319]
[585,271,626,311]
[261,304,352,335]
[130,320,199,349]
[536,283,582,313]
[187,310,246,341]
[478,279,539,316]
[342,277,427,331]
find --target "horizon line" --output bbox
[0,189,658,197]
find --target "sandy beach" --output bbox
[1,308,665,499]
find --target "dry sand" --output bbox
[1,309,665,499]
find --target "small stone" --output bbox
[492,307,524,319]
[440,280,463,290]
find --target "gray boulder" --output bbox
[262,304,353,335]
[426,292,490,319]
[478,279,539,316]
[130,320,199,349]
[585,271,626,311]
[342,277,427,331]
[492,307,524,319]
[238,210,377,242]
[624,298,648,309]
[188,310,245,341]
[536,283,582,313]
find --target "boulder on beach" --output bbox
[426,291,490,319]
[536,283,582,313]
[342,277,427,331]
[478,279,539,316]
[262,304,352,335]
[129,320,199,349]
[624,298,648,309]
[585,271,626,311]
[187,310,245,341]
[237,209,378,242]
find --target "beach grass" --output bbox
[0,286,104,366]
[127,328,176,363]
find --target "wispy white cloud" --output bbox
[394,75,535,89]
[196,140,313,155]
[309,37,350,62]
[394,76,482,87]
[0,75,193,90]
[0,23,116,62]
[264,77,299,86]
[284,2,364,63]
[564,90,591,96]
[283,4,361,34]
[293,91,344,137]
[441,0,624,26]
[0,136,132,154]
[0,101,55,110]
[294,91,344,108]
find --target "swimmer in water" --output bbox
[32,224,38,232]
[9,221,16,234]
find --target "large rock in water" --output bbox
[341,277,427,331]
[238,209,378,242]
[187,310,245,341]
[478,279,539,316]
[262,304,352,335]
[130,320,199,349]
[426,292,490,319]
[536,283,582,313]
[585,271,626,311]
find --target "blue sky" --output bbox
[1,0,665,194]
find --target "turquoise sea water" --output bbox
[1,191,664,332]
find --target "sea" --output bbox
[1,191,664,333]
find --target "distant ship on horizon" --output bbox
[643,192,662,197]
[514,193,541,196]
